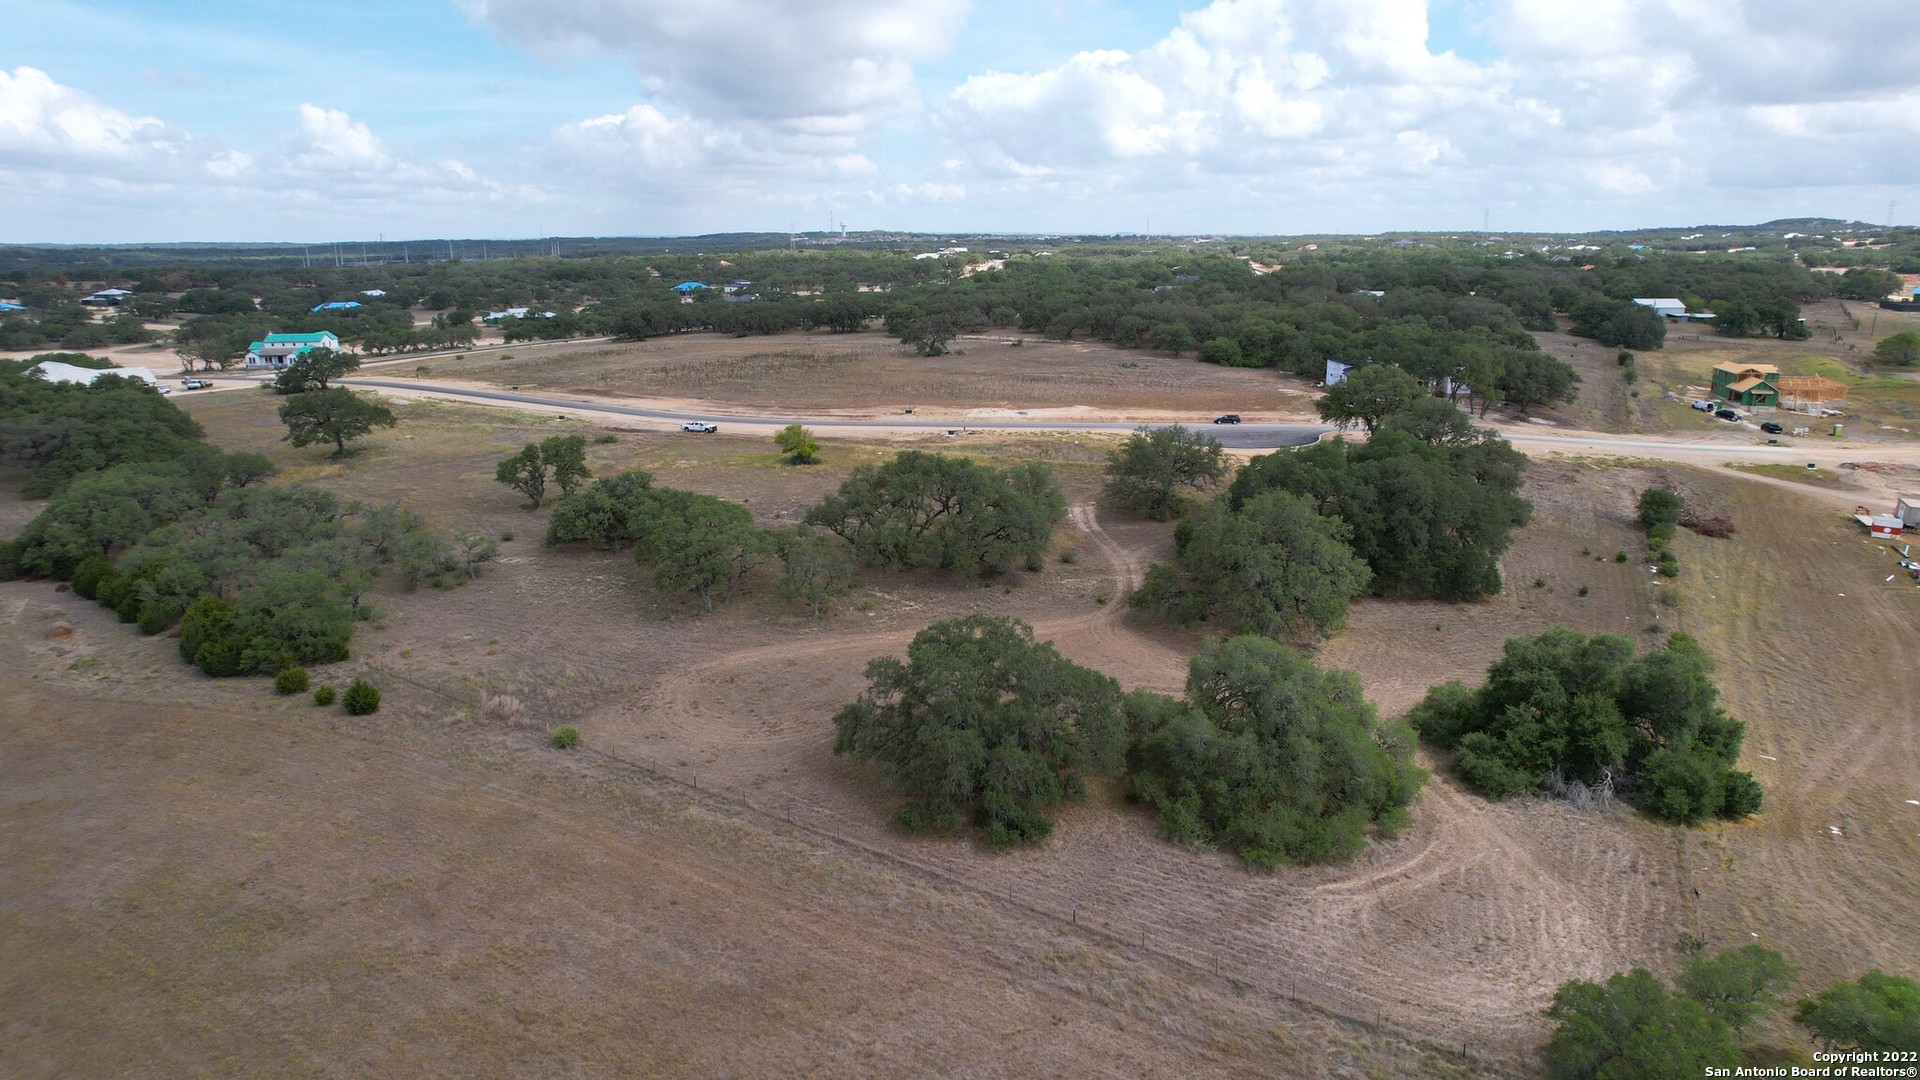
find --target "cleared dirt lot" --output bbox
[6,351,1918,1075]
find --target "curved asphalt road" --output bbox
[338,377,1333,449]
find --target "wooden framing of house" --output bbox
[1777,375,1849,412]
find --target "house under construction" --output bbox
[1777,374,1850,413]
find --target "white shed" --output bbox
[1896,495,1920,529]
[1632,297,1687,319]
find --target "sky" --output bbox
[2,0,1917,243]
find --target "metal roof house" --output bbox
[1633,297,1687,319]
[671,282,710,292]
[81,288,134,306]
[245,331,341,369]
[31,361,160,387]
[311,300,363,312]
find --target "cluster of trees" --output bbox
[804,451,1067,578]
[1410,629,1761,824]
[832,616,1420,862]
[1101,424,1227,520]
[1,373,204,496]
[1126,406,1529,640]
[544,469,861,616]
[1229,414,1532,599]
[1547,948,1920,1078]
[0,368,478,677]
[0,298,155,351]
[1124,636,1424,866]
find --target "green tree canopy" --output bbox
[1545,969,1740,1080]
[1228,427,1530,601]
[1409,629,1761,823]
[494,434,590,509]
[1676,944,1796,1032]
[269,347,359,394]
[774,423,821,464]
[544,469,657,547]
[632,489,769,611]
[1873,330,1920,366]
[772,527,861,617]
[1126,636,1424,867]
[1315,364,1425,432]
[833,614,1127,845]
[1795,969,1920,1052]
[277,387,397,458]
[1131,490,1370,640]
[805,451,1066,578]
[1102,424,1228,520]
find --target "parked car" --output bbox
[680,420,717,433]
[1715,409,1740,421]
[1760,421,1784,434]
[1213,414,1242,424]
[181,378,210,390]
[1690,400,1716,412]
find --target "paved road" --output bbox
[338,378,1333,449]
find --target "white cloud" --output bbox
[291,104,391,171]
[462,0,968,135]
[0,66,177,164]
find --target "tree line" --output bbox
[0,368,480,679]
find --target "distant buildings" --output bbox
[1632,297,1687,319]
[311,300,363,312]
[81,288,133,306]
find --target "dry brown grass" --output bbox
[9,373,1918,1076]
[379,330,1321,419]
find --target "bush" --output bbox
[313,685,337,706]
[550,725,581,749]
[274,667,310,695]
[70,553,114,599]
[341,679,380,715]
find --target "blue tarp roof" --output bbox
[0,301,25,312]
[311,300,363,312]
[671,281,710,291]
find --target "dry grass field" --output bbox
[385,331,1321,422]
[4,351,1917,1077]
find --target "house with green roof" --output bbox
[244,331,341,370]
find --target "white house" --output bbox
[1633,297,1687,318]
[1325,359,1353,385]
[244,331,341,369]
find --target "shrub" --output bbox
[274,667,310,695]
[70,553,114,599]
[313,685,337,706]
[341,679,381,715]
[593,433,618,444]
[550,725,581,749]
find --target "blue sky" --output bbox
[3,0,1915,243]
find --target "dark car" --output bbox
[1715,409,1739,421]
[1759,421,1784,434]
[1213,414,1242,424]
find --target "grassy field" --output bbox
[5,358,1918,1076]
